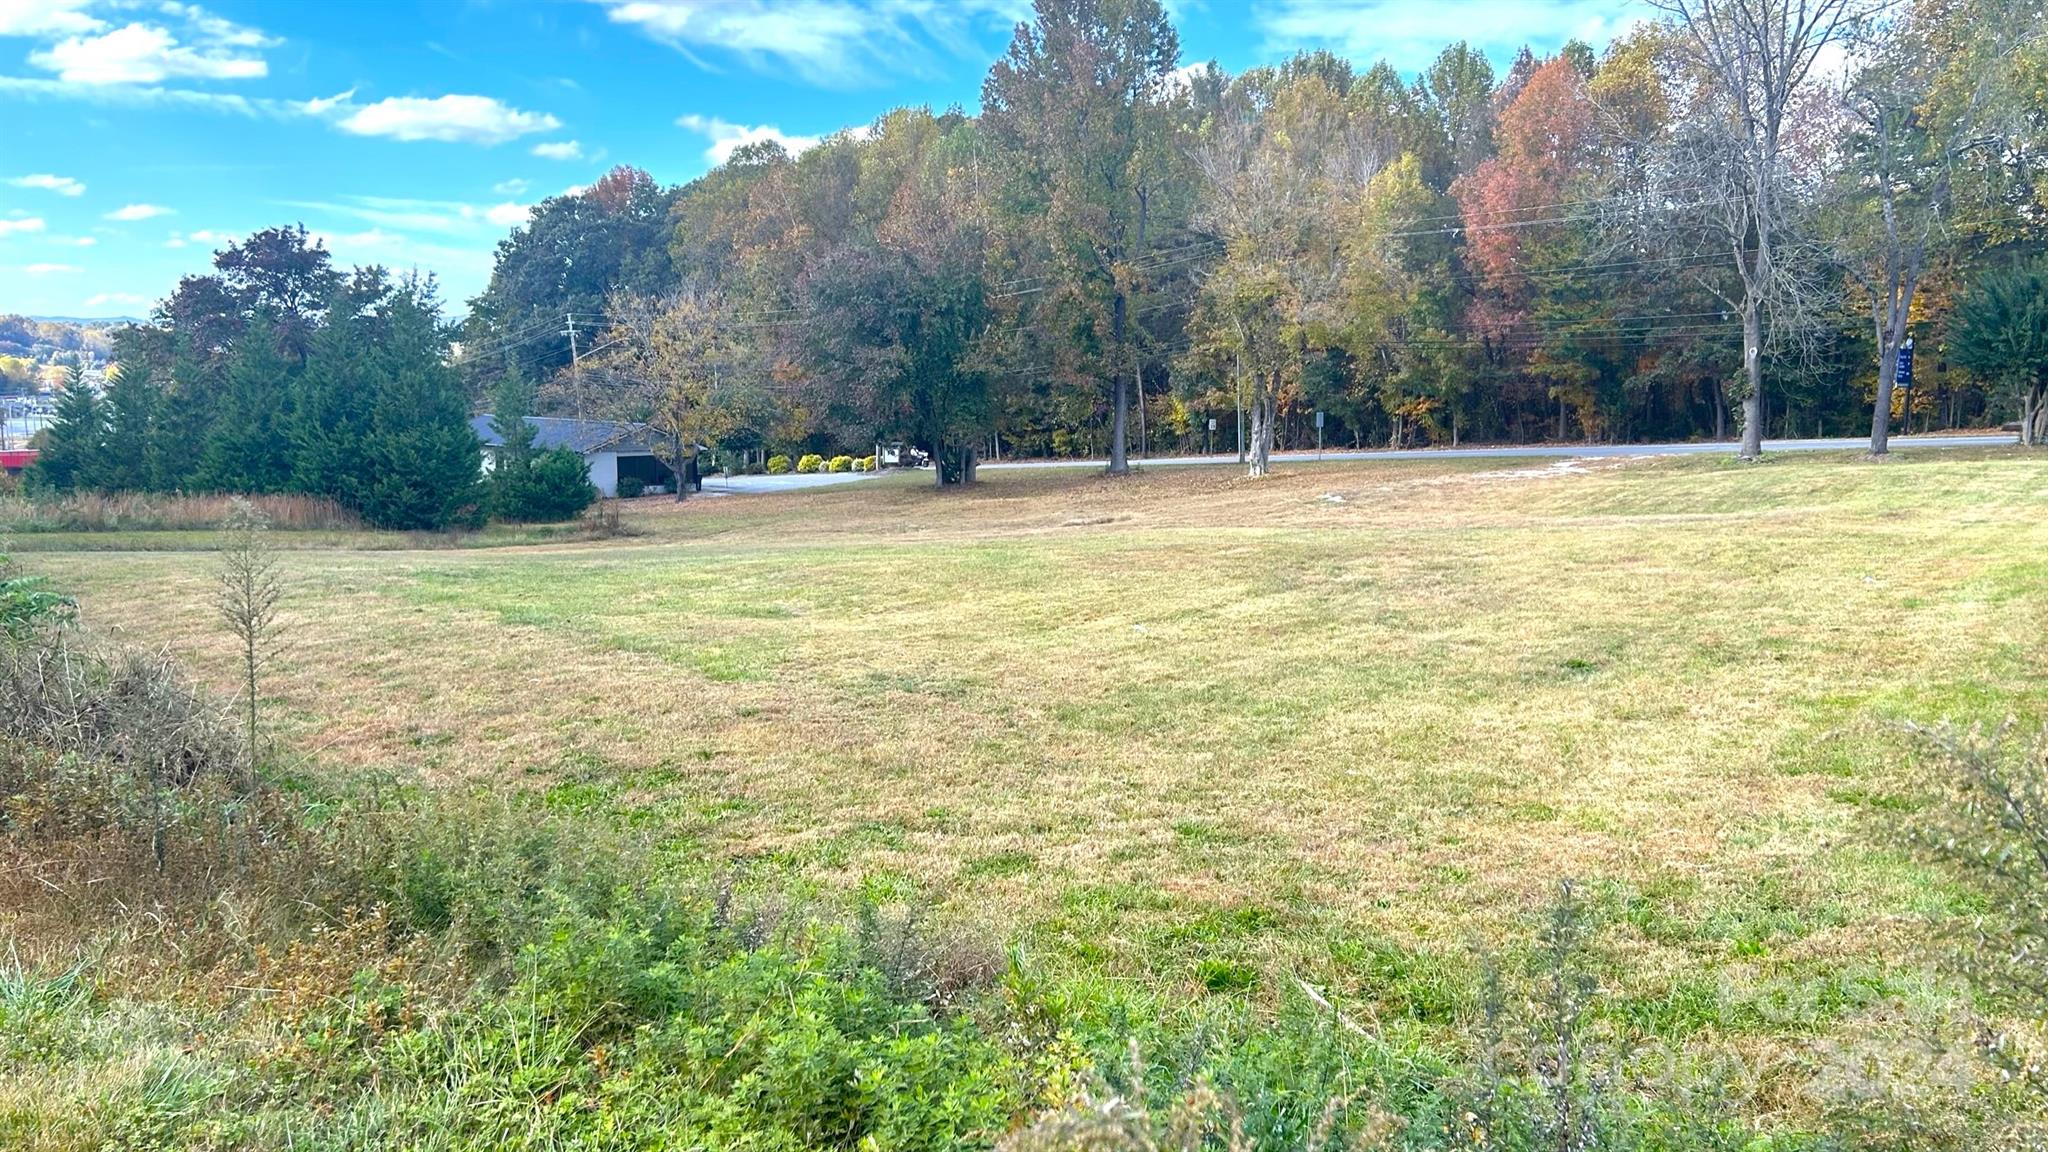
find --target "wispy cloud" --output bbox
[1252,0,1643,72]
[0,0,104,38]
[531,139,584,161]
[163,228,227,248]
[23,262,80,274]
[676,114,820,164]
[106,202,172,221]
[326,94,561,145]
[0,217,48,237]
[286,194,538,237]
[493,177,530,196]
[85,291,150,309]
[0,73,265,112]
[594,0,1022,88]
[6,172,84,195]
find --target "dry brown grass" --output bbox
[26,450,2048,1068]
[0,491,363,533]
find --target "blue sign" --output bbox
[1896,339,1914,386]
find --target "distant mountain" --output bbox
[27,316,143,326]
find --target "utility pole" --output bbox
[1134,352,1147,466]
[1234,353,1246,464]
[565,313,583,420]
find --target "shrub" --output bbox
[766,454,792,475]
[515,448,599,522]
[860,455,878,472]
[829,455,854,473]
[1908,723,2048,1106]
[796,454,825,474]
[0,553,73,636]
[615,475,646,499]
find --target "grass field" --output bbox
[27,448,2048,1133]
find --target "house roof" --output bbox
[470,415,660,455]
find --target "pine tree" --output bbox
[97,364,159,492]
[149,340,222,492]
[357,286,483,530]
[30,363,106,492]
[487,369,541,519]
[197,320,294,492]
[290,288,377,505]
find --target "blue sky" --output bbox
[0,0,1644,320]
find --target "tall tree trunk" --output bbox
[1869,345,1897,456]
[1739,301,1765,460]
[1247,377,1276,478]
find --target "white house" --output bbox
[470,415,689,497]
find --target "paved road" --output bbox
[682,433,2016,495]
[979,432,2017,471]
[697,471,880,495]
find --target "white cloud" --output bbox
[1253,0,1642,73]
[333,94,561,145]
[0,0,103,37]
[676,113,820,164]
[85,291,149,309]
[288,195,541,237]
[0,72,263,111]
[298,87,352,115]
[484,201,532,227]
[0,216,47,236]
[51,234,94,245]
[531,139,583,161]
[594,0,1021,87]
[106,202,171,220]
[6,172,83,195]
[28,8,275,85]
[23,261,79,274]
[492,177,530,196]
[163,227,225,248]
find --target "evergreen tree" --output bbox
[149,339,222,492]
[1949,259,2048,445]
[290,277,381,505]
[357,286,483,530]
[197,320,294,492]
[97,364,158,492]
[525,448,598,520]
[30,363,105,492]
[487,369,541,519]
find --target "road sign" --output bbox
[1314,410,1325,428]
[1896,339,1914,387]
[1207,418,1217,430]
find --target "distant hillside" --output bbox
[27,315,143,326]
[0,315,120,363]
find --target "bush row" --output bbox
[761,453,880,476]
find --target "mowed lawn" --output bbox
[35,449,2048,1085]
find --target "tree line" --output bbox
[462,0,2046,482]
[29,226,594,529]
